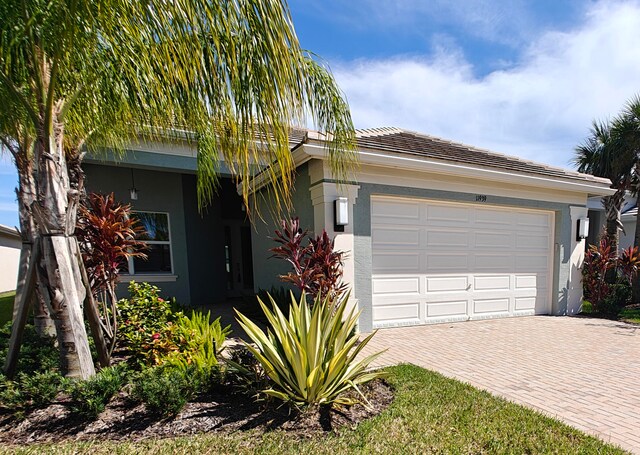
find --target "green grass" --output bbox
[0,364,624,455]
[619,307,640,324]
[0,290,15,326]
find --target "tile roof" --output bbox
[350,127,609,185]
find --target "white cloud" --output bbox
[333,0,640,169]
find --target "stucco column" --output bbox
[309,181,360,312]
[568,206,589,315]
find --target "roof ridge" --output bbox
[355,126,404,138]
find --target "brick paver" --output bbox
[361,316,640,454]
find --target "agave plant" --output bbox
[235,292,385,407]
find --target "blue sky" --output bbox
[2,0,640,227]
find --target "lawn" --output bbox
[2,364,623,455]
[0,290,14,326]
[582,300,640,325]
[619,306,640,324]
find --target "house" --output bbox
[0,224,21,293]
[84,127,612,331]
[586,194,637,249]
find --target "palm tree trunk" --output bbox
[603,193,624,254]
[31,123,95,379]
[603,191,626,284]
[13,159,55,338]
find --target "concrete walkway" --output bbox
[361,316,640,454]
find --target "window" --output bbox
[127,211,173,275]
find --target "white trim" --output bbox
[299,143,614,197]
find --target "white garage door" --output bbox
[371,196,554,327]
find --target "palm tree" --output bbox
[613,96,640,300]
[1,0,356,378]
[574,120,632,255]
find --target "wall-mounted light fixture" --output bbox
[577,217,589,241]
[129,169,138,201]
[334,197,348,232]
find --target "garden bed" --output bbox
[0,365,624,454]
[0,378,393,446]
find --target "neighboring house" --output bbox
[0,224,21,293]
[85,127,612,331]
[586,194,636,249]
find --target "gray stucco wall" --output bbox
[83,164,191,303]
[251,162,315,291]
[353,183,575,332]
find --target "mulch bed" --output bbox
[0,379,394,446]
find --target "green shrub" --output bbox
[132,365,194,417]
[583,240,640,312]
[235,292,385,407]
[0,322,59,375]
[69,364,128,418]
[226,346,271,398]
[601,283,632,314]
[0,370,65,411]
[117,281,182,366]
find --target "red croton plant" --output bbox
[76,192,147,356]
[270,217,348,303]
[582,237,640,311]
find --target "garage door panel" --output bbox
[473,275,510,291]
[517,212,551,228]
[473,298,510,314]
[475,232,514,249]
[371,196,553,327]
[426,301,467,317]
[426,276,469,292]
[515,274,544,289]
[373,303,420,324]
[516,233,550,250]
[475,209,515,226]
[373,252,420,273]
[371,199,420,220]
[427,205,470,223]
[373,227,420,247]
[426,253,468,271]
[473,254,514,272]
[372,277,420,294]
[427,229,470,248]
[515,254,548,271]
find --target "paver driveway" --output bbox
[361,316,640,454]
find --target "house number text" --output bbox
[475,195,487,202]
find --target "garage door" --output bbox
[371,196,554,327]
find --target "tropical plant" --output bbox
[582,238,640,311]
[117,282,181,367]
[1,0,356,379]
[235,292,385,407]
[164,311,231,372]
[574,121,632,257]
[76,193,147,359]
[612,95,640,300]
[270,218,348,303]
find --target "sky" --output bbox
[1,0,640,227]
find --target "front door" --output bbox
[224,222,254,298]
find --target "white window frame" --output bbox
[126,210,175,277]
